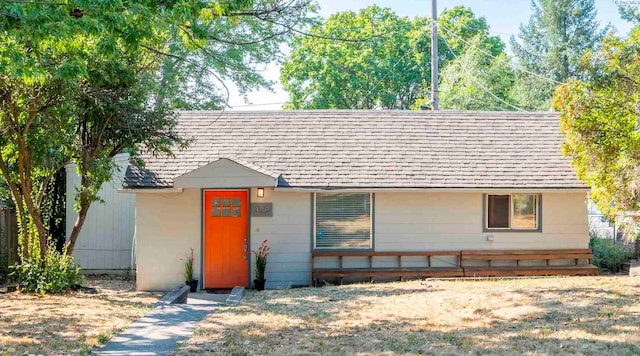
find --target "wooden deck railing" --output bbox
[311,249,598,286]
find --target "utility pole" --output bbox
[431,0,439,110]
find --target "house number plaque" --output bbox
[251,203,273,217]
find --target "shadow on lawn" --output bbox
[194,316,640,355]
[0,292,157,354]
[258,283,443,302]
[187,282,640,355]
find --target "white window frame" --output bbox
[485,194,540,231]
[313,192,373,250]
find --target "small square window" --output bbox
[212,198,221,207]
[232,208,241,217]
[232,198,241,207]
[222,198,231,207]
[212,208,221,217]
[222,208,231,217]
[485,194,539,231]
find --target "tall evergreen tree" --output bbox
[619,5,640,23]
[510,0,606,110]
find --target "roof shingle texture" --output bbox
[123,110,587,189]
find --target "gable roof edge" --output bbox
[222,157,281,181]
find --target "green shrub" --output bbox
[589,237,632,272]
[11,245,83,294]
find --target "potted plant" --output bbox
[252,240,270,291]
[184,248,198,292]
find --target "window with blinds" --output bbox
[314,192,372,249]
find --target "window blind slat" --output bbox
[315,192,371,249]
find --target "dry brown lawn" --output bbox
[176,276,640,355]
[0,276,160,355]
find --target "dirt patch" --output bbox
[175,276,640,355]
[0,275,160,355]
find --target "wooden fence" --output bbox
[0,208,18,271]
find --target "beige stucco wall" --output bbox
[134,188,588,290]
[135,189,201,291]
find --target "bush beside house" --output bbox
[589,236,633,273]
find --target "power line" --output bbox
[359,45,421,109]
[438,24,527,112]
[437,21,562,85]
[443,21,515,38]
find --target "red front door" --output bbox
[203,190,249,288]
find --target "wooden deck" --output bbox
[312,249,598,285]
[460,249,599,277]
[312,250,462,286]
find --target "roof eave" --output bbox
[118,188,184,194]
[274,186,590,193]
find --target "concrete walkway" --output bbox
[93,293,226,356]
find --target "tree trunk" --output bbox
[16,138,48,258]
[65,171,92,256]
[21,186,48,258]
[65,203,89,256]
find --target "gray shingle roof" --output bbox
[123,110,587,189]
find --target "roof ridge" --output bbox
[176,110,559,117]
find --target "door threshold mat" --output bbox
[205,288,233,294]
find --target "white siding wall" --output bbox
[373,191,589,269]
[174,159,277,188]
[66,154,135,271]
[375,191,589,251]
[135,189,201,291]
[134,189,589,291]
[135,187,310,291]
[249,188,311,289]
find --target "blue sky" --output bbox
[227,0,635,110]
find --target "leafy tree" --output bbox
[0,0,313,262]
[281,5,503,110]
[436,6,504,59]
[153,0,315,109]
[554,26,640,230]
[510,0,607,110]
[439,37,515,111]
[281,5,426,109]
